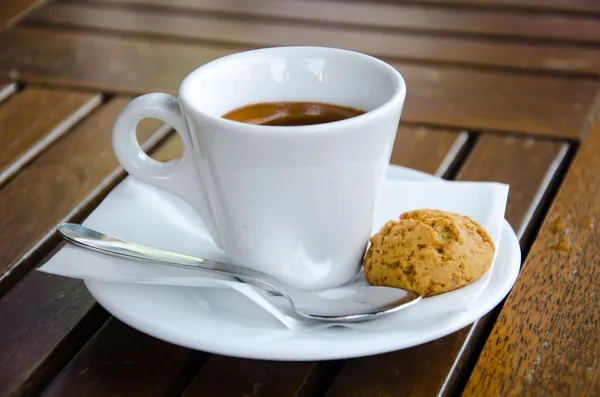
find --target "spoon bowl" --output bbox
[57,223,421,323]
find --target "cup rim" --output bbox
[179,46,406,134]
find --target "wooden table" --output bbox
[0,0,599,396]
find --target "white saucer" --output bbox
[79,167,520,361]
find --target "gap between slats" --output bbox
[2,129,573,397]
[25,2,600,78]
[1,27,597,139]
[317,134,572,397]
[0,0,50,28]
[312,0,600,17]
[0,93,103,187]
[0,97,173,298]
[0,122,172,297]
[0,82,17,103]
[439,135,573,396]
[0,98,179,397]
[461,110,600,397]
[60,0,600,47]
[26,127,469,397]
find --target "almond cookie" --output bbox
[364,209,495,296]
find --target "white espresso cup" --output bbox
[112,47,406,290]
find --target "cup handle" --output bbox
[112,93,223,249]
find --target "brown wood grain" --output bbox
[0,134,184,397]
[151,130,183,162]
[0,87,101,185]
[401,0,600,14]
[462,118,600,396]
[0,98,167,293]
[0,100,175,397]
[72,0,600,44]
[0,265,108,397]
[397,66,596,139]
[30,3,600,76]
[0,81,17,103]
[323,134,567,397]
[0,27,236,94]
[0,0,49,28]
[390,126,467,176]
[177,127,467,397]
[1,28,596,139]
[33,126,462,397]
[0,0,590,395]
[41,318,204,397]
[181,357,325,397]
[457,135,569,239]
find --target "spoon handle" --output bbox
[57,223,292,296]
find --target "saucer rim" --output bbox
[84,219,520,361]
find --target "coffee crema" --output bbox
[222,101,365,126]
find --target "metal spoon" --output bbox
[57,223,421,323]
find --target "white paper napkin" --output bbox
[38,165,508,330]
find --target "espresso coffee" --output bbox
[222,101,365,126]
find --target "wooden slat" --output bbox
[33,126,463,397]
[0,98,169,293]
[181,357,328,397]
[324,134,567,397]
[41,318,203,397]
[0,87,102,186]
[176,126,466,397]
[463,119,600,396]
[0,81,17,103]
[404,0,600,15]
[399,67,596,139]
[390,126,467,176]
[0,267,107,397]
[0,28,236,93]
[34,138,196,397]
[0,0,49,28]
[1,28,597,139]
[458,135,569,239]
[0,98,171,397]
[20,136,204,396]
[30,3,600,77]
[73,0,600,45]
